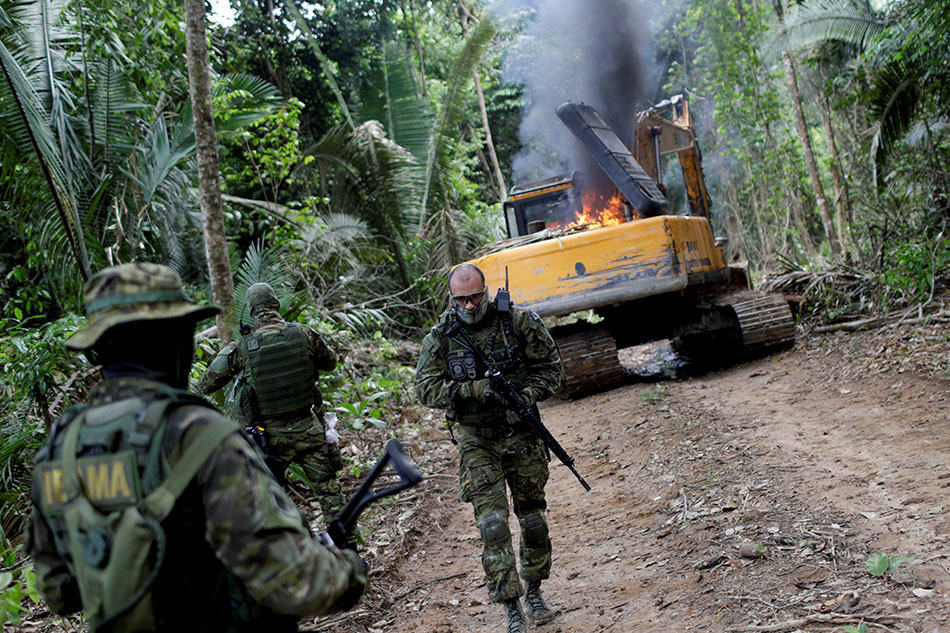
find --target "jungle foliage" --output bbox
[1,0,948,588]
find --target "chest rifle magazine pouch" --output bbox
[447,349,478,381]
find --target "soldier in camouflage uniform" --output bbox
[196,283,347,537]
[415,264,562,633]
[25,263,366,632]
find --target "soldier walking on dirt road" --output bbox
[26,263,366,632]
[197,282,350,542]
[415,263,563,633]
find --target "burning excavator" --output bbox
[466,95,796,397]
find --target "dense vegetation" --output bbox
[1,0,948,623]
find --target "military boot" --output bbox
[503,597,526,633]
[524,580,555,625]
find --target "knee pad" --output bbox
[522,511,548,545]
[479,510,510,546]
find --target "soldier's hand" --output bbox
[473,380,509,406]
[455,379,484,400]
[333,549,369,612]
[458,378,487,400]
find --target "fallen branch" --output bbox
[812,306,949,334]
[728,612,911,632]
[48,366,100,415]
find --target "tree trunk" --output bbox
[818,94,852,257]
[184,0,235,342]
[407,0,427,95]
[472,66,507,202]
[458,2,506,201]
[782,51,840,260]
[471,127,500,199]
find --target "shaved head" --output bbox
[447,264,485,294]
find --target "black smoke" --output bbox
[498,0,659,188]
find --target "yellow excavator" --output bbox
[467,95,796,397]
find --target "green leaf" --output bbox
[887,555,916,572]
[0,572,12,591]
[25,571,39,604]
[866,552,889,576]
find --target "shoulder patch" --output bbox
[528,310,543,323]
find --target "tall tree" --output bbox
[184,0,234,339]
[775,0,841,259]
[459,0,507,202]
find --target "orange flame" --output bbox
[549,189,628,231]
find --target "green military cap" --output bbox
[65,262,220,351]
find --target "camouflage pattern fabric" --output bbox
[264,416,347,528]
[415,306,561,423]
[26,376,366,630]
[65,262,219,350]
[196,283,343,526]
[458,429,551,602]
[415,303,562,603]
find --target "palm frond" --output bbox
[123,115,194,204]
[904,118,950,147]
[325,306,389,335]
[211,72,283,130]
[295,210,371,272]
[775,0,884,54]
[232,240,298,328]
[175,73,283,155]
[0,31,88,279]
[8,0,87,180]
[420,13,496,261]
[869,57,921,188]
[359,41,432,166]
[91,58,145,167]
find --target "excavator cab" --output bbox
[504,174,579,238]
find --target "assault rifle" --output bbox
[320,439,423,548]
[445,320,592,492]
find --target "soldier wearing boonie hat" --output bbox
[64,262,220,351]
[26,262,367,633]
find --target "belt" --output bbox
[457,423,522,440]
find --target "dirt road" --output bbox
[370,325,950,633]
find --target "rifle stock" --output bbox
[322,439,423,548]
[447,322,591,491]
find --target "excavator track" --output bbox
[554,328,625,398]
[716,291,797,355]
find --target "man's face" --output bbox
[449,274,486,311]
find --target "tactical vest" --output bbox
[238,323,316,420]
[441,310,532,426]
[33,388,238,631]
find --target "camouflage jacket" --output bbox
[25,377,364,626]
[415,305,562,424]
[196,310,336,420]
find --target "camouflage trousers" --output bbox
[457,427,551,603]
[262,414,346,531]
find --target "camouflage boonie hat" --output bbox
[65,262,220,350]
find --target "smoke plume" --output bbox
[498,0,658,186]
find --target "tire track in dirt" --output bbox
[382,333,950,633]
